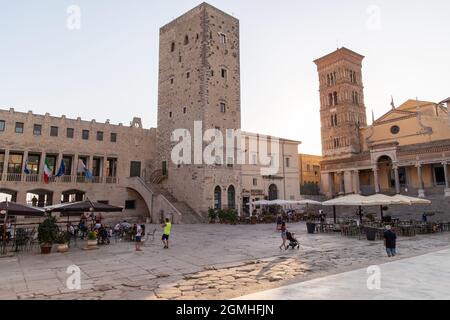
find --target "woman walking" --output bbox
[279,222,288,250]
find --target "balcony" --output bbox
[0,173,119,184]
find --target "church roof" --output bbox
[395,99,435,111]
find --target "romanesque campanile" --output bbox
[314,48,367,160]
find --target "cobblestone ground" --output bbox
[1,223,449,300]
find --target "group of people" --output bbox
[275,210,398,258]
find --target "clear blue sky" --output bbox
[1,0,449,155]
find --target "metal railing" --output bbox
[0,173,119,184]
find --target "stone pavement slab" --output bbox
[237,248,450,300]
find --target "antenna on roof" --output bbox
[391,95,395,110]
[372,110,375,124]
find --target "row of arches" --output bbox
[0,188,86,207]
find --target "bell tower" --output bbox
[314,47,367,159]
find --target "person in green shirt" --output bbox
[161,218,172,249]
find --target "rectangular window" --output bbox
[33,124,42,136]
[106,158,118,177]
[92,157,101,177]
[110,133,117,143]
[183,107,187,114]
[125,200,136,210]
[0,120,5,132]
[27,154,40,174]
[50,126,58,137]
[220,102,226,113]
[253,178,258,186]
[62,156,72,175]
[170,78,174,85]
[169,112,173,118]
[221,68,227,79]
[7,153,23,173]
[67,128,74,138]
[15,122,24,134]
[130,161,141,177]
[285,158,290,168]
[186,72,190,79]
[82,130,89,140]
[162,161,168,176]
[96,131,103,141]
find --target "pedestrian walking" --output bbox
[162,218,172,249]
[135,223,143,251]
[383,225,397,257]
[279,222,288,250]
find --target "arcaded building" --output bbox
[315,47,450,200]
[0,3,301,222]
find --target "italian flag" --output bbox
[43,158,52,183]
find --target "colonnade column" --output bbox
[416,163,425,198]
[353,170,361,194]
[442,161,450,197]
[373,167,380,194]
[393,164,401,194]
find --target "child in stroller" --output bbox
[286,231,300,250]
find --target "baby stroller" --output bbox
[98,227,110,245]
[286,231,300,250]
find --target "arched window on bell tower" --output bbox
[333,92,338,106]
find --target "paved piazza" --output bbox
[1,223,449,300]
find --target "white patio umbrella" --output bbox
[391,194,432,205]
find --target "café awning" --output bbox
[0,201,45,217]
[44,200,123,213]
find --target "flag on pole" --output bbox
[24,159,30,174]
[391,96,395,110]
[56,159,65,177]
[77,159,92,180]
[43,158,52,183]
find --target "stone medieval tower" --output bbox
[157,3,242,217]
[314,48,367,160]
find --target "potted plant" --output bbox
[37,216,58,254]
[365,227,377,241]
[250,213,257,225]
[218,209,227,224]
[226,209,238,225]
[306,214,317,234]
[85,231,98,250]
[208,208,218,224]
[56,231,69,253]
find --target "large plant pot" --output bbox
[306,223,317,234]
[83,239,99,251]
[57,244,69,253]
[250,217,257,225]
[366,228,376,241]
[40,244,52,254]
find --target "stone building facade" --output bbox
[157,3,242,217]
[298,154,322,195]
[315,47,450,203]
[0,3,301,223]
[0,108,157,220]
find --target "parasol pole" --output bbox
[333,205,337,224]
[2,199,9,255]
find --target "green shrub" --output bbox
[208,208,218,221]
[37,216,59,245]
[87,231,97,241]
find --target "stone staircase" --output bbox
[146,182,205,224]
[127,177,205,224]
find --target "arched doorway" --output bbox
[377,155,394,193]
[0,188,17,202]
[27,189,53,207]
[61,190,85,203]
[268,184,278,201]
[214,186,222,209]
[227,185,235,210]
